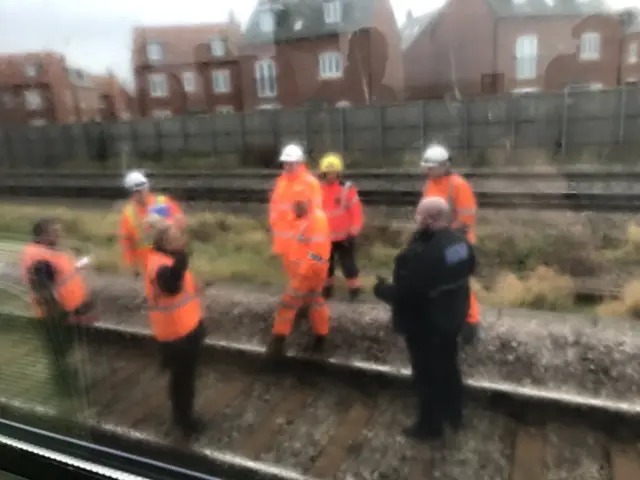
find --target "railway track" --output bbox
[2,183,640,212]
[0,314,638,480]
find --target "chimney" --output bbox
[406,9,413,23]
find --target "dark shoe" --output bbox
[403,423,444,442]
[265,335,286,359]
[308,335,326,354]
[348,288,361,302]
[171,416,206,441]
[322,285,334,299]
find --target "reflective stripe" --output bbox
[148,292,198,313]
[308,252,325,262]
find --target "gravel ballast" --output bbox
[2,269,639,405]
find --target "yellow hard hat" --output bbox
[319,153,344,173]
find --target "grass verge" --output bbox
[0,203,639,315]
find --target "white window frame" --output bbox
[335,100,351,107]
[511,87,539,94]
[629,42,638,64]
[210,37,226,57]
[212,69,231,94]
[579,32,601,61]
[182,71,197,93]
[24,63,38,77]
[255,59,277,98]
[24,89,42,110]
[259,11,275,32]
[323,1,342,24]
[29,118,47,126]
[514,35,538,80]
[318,52,343,79]
[148,73,168,98]
[215,105,234,113]
[146,42,163,63]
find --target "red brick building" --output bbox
[93,73,134,121]
[402,1,638,99]
[238,0,403,110]
[132,19,243,118]
[0,52,104,126]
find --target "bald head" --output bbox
[416,197,450,229]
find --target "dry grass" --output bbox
[0,202,636,313]
[597,279,640,318]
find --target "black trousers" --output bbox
[37,316,84,398]
[405,331,463,435]
[159,322,205,428]
[328,239,359,282]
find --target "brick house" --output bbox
[238,0,403,110]
[402,0,620,100]
[132,19,243,118]
[0,52,102,125]
[93,73,133,121]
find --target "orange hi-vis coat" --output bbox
[423,173,477,244]
[145,250,201,342]
[21,242,88,318]
[272,207,331,337]
[119,194,184,272]
[321,180,364,241]
[423,173,480,325]
[268,165,322,256]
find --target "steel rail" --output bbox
[0,312,637,480]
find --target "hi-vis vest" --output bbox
[321,181,361,241]
[124,195,168,250]
[145,251,201,342]
[21,243,88,318]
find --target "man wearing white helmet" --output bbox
[421,144,480,344]
[268,143,322,278]
[119,170,184,277]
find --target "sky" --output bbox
[0,0,637,84]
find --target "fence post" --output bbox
[617,86,627,145]
[378,105,384,160]
[463,98,469,155]
[339,107,345,154]
[561,88,569,156]
[509,95,517,153]
[420,100,426,146]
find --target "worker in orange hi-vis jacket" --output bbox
[318,152,364,301]
[268,143,322,278]
[267,186,332,358]
[421,144,480,345]
[119,170,185,278]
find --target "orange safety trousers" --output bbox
[272,274,329,337]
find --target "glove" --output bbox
[461,322,478,346]
[373,276,389,300]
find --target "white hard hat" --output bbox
[279,143,305,163]
[421,144,450,167]
[123,170,149,192]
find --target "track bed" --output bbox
[1,321,638,480]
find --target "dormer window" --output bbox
[259,11,275,32]
[210,37,226,57]
[323,1,342,24]
[146,42,163,63]
[24,62,40,77]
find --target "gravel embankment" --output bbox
[2,268,639,405]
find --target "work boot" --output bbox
[265,335,286,359]
[169,416,206,441]
[322,285,334,299]
[308,335,326,354]
[348,287,361,302]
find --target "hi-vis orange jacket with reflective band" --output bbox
[119,194,184,267]
[268,165,322,254]
[144,251,201,342]
[21,243,88,318]
[321,181,364,242]
[286,208,332,280]
[423,173,478,244]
